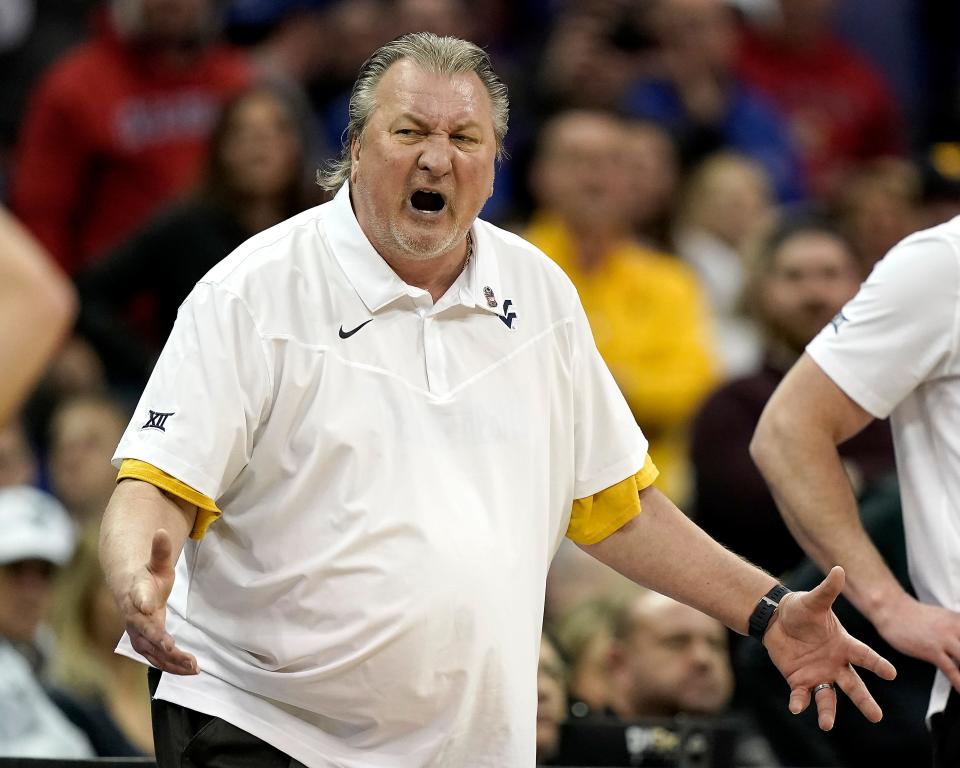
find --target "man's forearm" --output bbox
[99,479,197,602]
[581,486,777,634]
[0,207,76,424]
[751,357,908,626]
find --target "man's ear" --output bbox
[350,137,361,184]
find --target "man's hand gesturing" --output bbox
[763,566,897,731]
[122,528,198,675]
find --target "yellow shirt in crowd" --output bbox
[525,214,717,503]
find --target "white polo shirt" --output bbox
[113,184,647,766]
[807,216,960,721]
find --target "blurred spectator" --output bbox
[691,217,894,577]
[12,0,252,274]
[834,156,921,272]
[537,632,568,766]
[552,598,619,719]
[0,418,38,488]
[226,1,334,85]
[77,82,316,388]
[0,1,102,195]
[47,394,129,523]
[48,522,152,755]
[608,590,733,719]
[0,206,76,427]
[314,0,394,153]
[324,0,392,89]
[736,0,907,199]
[624,0,804,202]
[607,590,778,766]
[623,118,680,251]
[673,152,774,377]
[525,109,716,503]
[21,335,109,456]
[538,1,658,112]
[38,336,108,398]
[0,485,94,758]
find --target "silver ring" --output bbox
[813,683,835,695]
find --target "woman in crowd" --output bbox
[673,152,775,377]
[76,81,319,388]
[48,522,153,756]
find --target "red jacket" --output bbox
[12,16,251,273]
[737,28,905,198]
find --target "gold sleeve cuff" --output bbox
[566,454,659,545]
[117,459,221,540]
[634,453,660,491]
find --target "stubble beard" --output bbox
[387,208,465,263]
[353,177,470,264]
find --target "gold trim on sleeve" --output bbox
[117,459,221,540]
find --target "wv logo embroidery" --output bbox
[141,410,174,432]
[499,299,518,330]
[830,311,849,334]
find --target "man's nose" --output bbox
[689,640,717,667]
[417,135,453,176]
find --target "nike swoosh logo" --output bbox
[338,319,374,339]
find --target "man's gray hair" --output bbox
[317,32,509,191]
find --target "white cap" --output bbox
[0,486,76,567]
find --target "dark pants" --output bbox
[932,689,960,768]
[148,667,305,768]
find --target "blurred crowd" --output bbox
[1,0,958,764]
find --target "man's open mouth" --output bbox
[410,189,446,212]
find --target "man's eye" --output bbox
[396,129,418,136]
[452,135,476,143]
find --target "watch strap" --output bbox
[748,584,791,640]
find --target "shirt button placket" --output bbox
[422,314,448,395]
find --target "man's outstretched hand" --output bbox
[120,528,198,675]
[762,566,897,731]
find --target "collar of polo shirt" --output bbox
[325,183,504,315]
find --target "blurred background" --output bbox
[0,0,956,764]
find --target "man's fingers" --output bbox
[937,651,960,693]
[130,633,170,668]
[944,638,960,687]
[134,649,166,670]
[813,684,837,731]
[130,632,159,658]
[837,668,883,723]
[128,620,173,656]
[164,653,199,675]
[848,637,897,681]
[129,629,198,675]
[804,565,845,613]
[140,650,198,676]
[789,685,810,715]
[149,528,174,574]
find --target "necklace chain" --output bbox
[463,231,473,273]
